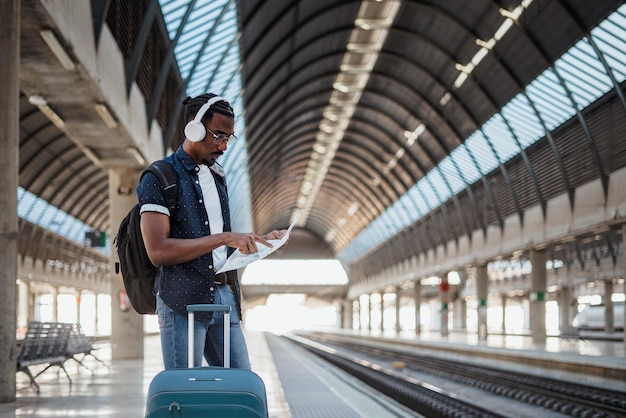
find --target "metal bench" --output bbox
[65,323,109,373]
[16,321,74,392]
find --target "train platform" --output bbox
[313,328,626,392]
[2,329,625,417]
[3,331,416,418]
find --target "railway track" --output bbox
[286,332,626,418]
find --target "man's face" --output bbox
[194,112,235,165]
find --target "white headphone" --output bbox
[184,96,227,142]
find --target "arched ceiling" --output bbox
[16,0,626,282]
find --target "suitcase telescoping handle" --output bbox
[187,304,231,368]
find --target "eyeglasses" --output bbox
[206,127,237,144]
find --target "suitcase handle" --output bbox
[187,304,231,368]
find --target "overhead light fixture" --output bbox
[355,18,393,30]
[291,0,401,227]
[95,103,118,129]
[325,229,337,242]
[28,95,65,129]
[40,29,75,71]
[454,0,533,88]
[126,147,146,165]
[439,92,452,106]
[346,43,380,53]
[347,202,359,216]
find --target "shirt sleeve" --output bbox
[137,171,171,216]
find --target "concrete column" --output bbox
[530,249,547,343]
[17,281,30,337]
[414,280,422,335]
[109,168,144,359]
[0,0,19,402]
[622,224,626,347]
[476,265,488,340]
[368,293,373,331]
[380,292,385,333]
[439,276,450,336]
[51,287,59,322]
[76,291,82,325]
[395,286,401,334]
[501,294,507,334]
[453,297,466,330]
[342,299,353,329]
[604,280,614,333]
[559,286,573,332]
[93,293,99,335]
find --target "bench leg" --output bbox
[33,362,73,388]
[18,367,41,393]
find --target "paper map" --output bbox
[216,211,301,274]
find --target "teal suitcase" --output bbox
[145,304,269,417]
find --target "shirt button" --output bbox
[195,166,200,172]
[209,265,213,269]
[199,199,203,203]
[205,221,209,225]
[209,287,214,291]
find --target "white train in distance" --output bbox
[572,302,624,331]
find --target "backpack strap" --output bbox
[144,160,177,213]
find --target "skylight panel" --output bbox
[483,115,518,163]
[417,179,441,208]
[501,95,543,148]
[465,131,499,173]
[526,72,573,130]
[407,186,429,215]
[451,145,481,185]
[438,158,465,194]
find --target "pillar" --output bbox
[51,287,59,322]
[395,286,401,334]
[17,281,30,337]
[476,265,488,340]
[368,293,373,331]
[380,291,385,333]
[501,294,507,334]
[414,280,422,334]
[353,298,360,330]
[453,297,466,330]
[530,249,547,343]
[109,168,144,359]
[342,299,353,329]
[559,286,573,332]
[623,224,626,348]
[76,291,83,325]
[604,280,614,333]
[0,0,19,402]
[439,276,450,336]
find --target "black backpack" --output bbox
[114,160,177,314]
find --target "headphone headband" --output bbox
[193,95,226,123]
[184,95,228,142]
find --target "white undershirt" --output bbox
[198,165,227,270]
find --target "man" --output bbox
[138,93,287,369]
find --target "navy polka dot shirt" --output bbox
[137,146,239,321]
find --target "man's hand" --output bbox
[263,229,289,251]
[228,232,273,254]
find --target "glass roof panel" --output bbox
[158,0,252,233]
[339,5,626,264]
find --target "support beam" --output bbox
[530,249,547,343]
[0,0,19,402]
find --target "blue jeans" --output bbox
[156,284,250,370]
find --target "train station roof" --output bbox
[17,0,626,282]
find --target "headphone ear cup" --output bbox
[184,121,206,142]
